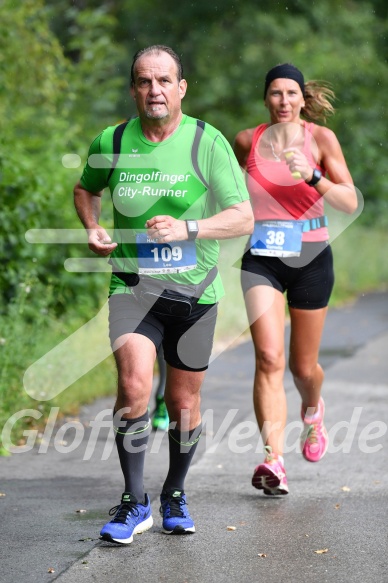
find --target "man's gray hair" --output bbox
[130,45,184,85]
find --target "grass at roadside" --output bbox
[1,223,387,451]
[330,225,388,303]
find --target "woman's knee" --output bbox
[289,358,318,381]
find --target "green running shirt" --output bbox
[80,115,249,303]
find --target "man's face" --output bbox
[131,52,187,122]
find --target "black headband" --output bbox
[264,64,305,99]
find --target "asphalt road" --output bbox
[1,291,387,583]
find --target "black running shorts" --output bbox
[240,241,334,309]
[108,293,218,371]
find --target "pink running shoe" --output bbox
[252,446,289,496]
[300,397,329,462]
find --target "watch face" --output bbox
[186,220,199,240]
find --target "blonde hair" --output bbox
[302,80,336,123]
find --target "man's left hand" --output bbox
[145,215,189,242]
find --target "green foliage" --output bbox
[0,0,125,314]
[0,282,116,451]
[0,0,125,448]
[330,225,388,303]
[0,0,70,307]
[47,3,127,135]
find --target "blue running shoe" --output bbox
[100,492,153,544]
[160,489,195,534]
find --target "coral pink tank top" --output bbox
[246,122,328,242]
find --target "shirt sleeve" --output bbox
[79,131,109,193]
[199,128,250,209]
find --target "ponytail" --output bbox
[301,81,336,124]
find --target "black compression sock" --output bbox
[114,410,151,502]
[162,424,202,492]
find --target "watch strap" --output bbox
[306,168,322,186]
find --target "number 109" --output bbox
[151,245,183,262]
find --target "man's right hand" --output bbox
[87,227,118,256]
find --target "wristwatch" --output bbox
[306,168,322,186]
[186,219,199,240]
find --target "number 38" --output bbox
[266,230,285,246]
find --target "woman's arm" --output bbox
[233,128,255,170]
[314,127,358,214]
[285,126,358,214]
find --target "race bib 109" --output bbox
[136,233,197,274]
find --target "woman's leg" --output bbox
[288,306,328,414]
[244,285,287,456]
[288,306,329,461]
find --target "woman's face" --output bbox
[264,78,305,124]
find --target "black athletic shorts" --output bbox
[240,241,334,309]
[108,293,218,371]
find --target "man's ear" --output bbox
[179,79,187,99]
